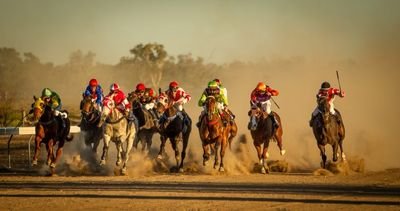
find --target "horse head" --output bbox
[205,96,218,122]
[317,97,331,124]
[156,94,169,115]
[248,106,263,131]
[31,96,46,122]
[97,96,115,127]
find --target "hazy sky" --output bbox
[0,0,399,64]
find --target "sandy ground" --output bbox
[1,136,399,210]
[0,171,399,210]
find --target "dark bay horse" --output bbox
[199,96,229,172]
[312,97,346,168]
[129,95,158,152]
[97,97,137,175]
[249,107,283,174]
[31,97,73,172]
[79,95,102,153]
[156,94,191,172]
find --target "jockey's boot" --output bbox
[247,119,252,130]
[196,112,205,128]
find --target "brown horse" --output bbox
[199,96,229,172]
[249,107,283,174]
[79,95,103,153]
[156,94,191,172]
[31,97,73,173]
[129,94,158,152]
[312,97,346,168]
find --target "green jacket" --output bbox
[46,92,62,110]
[198,88,228,107]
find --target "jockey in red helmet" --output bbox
[83,78,104,111]
[104,83,131,114]
[159,81,191,127]
[309,81,345,127]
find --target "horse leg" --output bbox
[318,144,327,168]
[122,130,135,175]
[116,140,123,166]
[274,133,286,156]
[214,140,220,169]
[339,139,346,161]
[179,134,189,173]
[46,140,54,166]
[332,142,339,162]
[158,135,167,159]
[32,135,43,166]
[51,140,65,169]
[171,138,181,172]
[100,134,111,165]
[254,142,263,167]
[202,143,210,166]
[219,139,227,172]
[146,132,154,153]
[261,140,271,174]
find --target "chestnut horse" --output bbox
[311,97,346,168]
[156,94,192,172]
[199,96,230,172]
[97,97,137,175]
[79,95,103,153]
[31,97,73,172]
[249,107,283,174]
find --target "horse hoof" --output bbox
[219,167,225,172]
[116,161,122,166]
[157,155,163,160]
[178,168,184,173]
[203,161,208,166]
[47,160,52,166]
[99,160,106,166]
[121,168,127,176]
[32,160,38,166]
[261,167,266,174]
[280,149,286,156]
[50,163,56,168]
[266,152,270,158]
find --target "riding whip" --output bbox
[270,97,280,109]
[336,70,342,92]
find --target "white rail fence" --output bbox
[0,126,81,168]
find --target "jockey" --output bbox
[197,80,229,127]
[41,88,67,127]
[83,78,104,111]
[159,81,191,125]
[105,83,131,116]
[130,83,158,119]
[213,78,235,121]
[249,82,280,128]
[309,81,345,126]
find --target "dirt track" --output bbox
[0,170,399,210]
[1,136,400,210]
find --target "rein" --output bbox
[105,115,127,124]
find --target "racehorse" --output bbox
[248,106,283,174]
[31,96,73,173]
[79,95,102,153]
[199,96,230,172]
[129,95,158,152]
[155,94,191,172]
[97,96,137,175]
[311,97,346,168]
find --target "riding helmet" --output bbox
[89,78,98,87]
[321,81,331,89]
